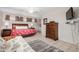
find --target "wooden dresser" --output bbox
[46,21,58,41]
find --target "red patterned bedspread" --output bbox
[11,29,37,36]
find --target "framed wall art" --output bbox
[43,18,47,25]
[5,15,10,21]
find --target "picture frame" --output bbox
[26,17,32,22]
[15,16,20,21]
[15,16,23,21]
[43,18,47,25]
[5,15,10,21]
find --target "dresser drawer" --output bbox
[46,21,58,41]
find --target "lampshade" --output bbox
[4,21,9,29]
[5,21,9,26]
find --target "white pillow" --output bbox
[16,26,28,29]
[28,23,33,28]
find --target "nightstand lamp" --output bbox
[5,21,9,29]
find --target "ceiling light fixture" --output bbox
[28,7,34,13]
[28,7,40,13]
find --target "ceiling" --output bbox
[0,7,69,18]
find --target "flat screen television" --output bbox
[66,7,74,20]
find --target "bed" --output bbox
[11,23,37,37]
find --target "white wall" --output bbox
[0,11,41,33]
[41,7,77,44]
[0,11,3,36]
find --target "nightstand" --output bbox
[1,29,12,37]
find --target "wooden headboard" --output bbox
[12,23,28,29]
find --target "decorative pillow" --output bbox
[0,37,6,52]
[5,37,20,52]
[28,23,34,28]
[12,25,16,29]
[0,37,6,46]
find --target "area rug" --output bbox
[28,40,63,52]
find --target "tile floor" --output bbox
[24,33,79,52]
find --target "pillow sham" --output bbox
[28,23,34,28]
[16,26,28,29]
